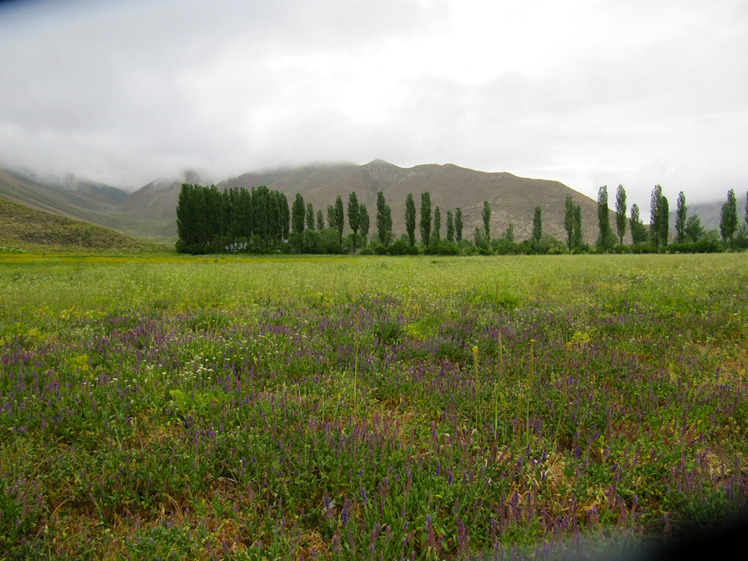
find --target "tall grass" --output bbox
[0,253,746,559]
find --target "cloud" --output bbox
[0,0,747,209]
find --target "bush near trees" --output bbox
[176,183,744,256]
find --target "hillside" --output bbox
[7,160,715,245]
[0,198,160,252]
[218,160,609,243]
[0,170,176,243]
[671,201,723,233]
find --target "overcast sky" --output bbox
[1,0,747,208]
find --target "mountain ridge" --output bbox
[0,160,728,246]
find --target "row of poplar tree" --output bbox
[588,184,748,253]
[175,182,748,254]
[175,183,475,254]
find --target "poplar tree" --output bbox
[334,195,345,250]
[446,209,454,243]
[279,192,290,242]
[420,192,432,247]
[482,200,491,244]
[675,191,687,243]
[359,203,370,247]
[326,205,335,229]
[306,202,315,231]
[252,185,270,247]
[376,192,392,246]
[572,205,583,250]
[531,206,542,251]
[615,185,627,245]
[564,195,574,252]
[384,206,393,246]
[291,193,305,252]
[434,207,441,242]
[347,192,360,252]
[405,193,416,247]
[659,195,669,248]
[455,208,463,243]
[597,185,614,251]
[720,189,738,249]
[292,194,305,233]
[176,183,198,247]
[231,187,252,242]
[316,210,324,232]
[204,185,222,247]
[649,185,668,248]
[270,191,289,245]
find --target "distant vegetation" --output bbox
[176,183,748,255]
[3,162,745,253]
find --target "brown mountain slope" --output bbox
[3,161,621,245]
[0,198,157,251]
[218,160,606,243]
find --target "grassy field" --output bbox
[0,253,746,560]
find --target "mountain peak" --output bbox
[363,159,402,181]
[364,158,401,169]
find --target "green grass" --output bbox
[0,253,746,560]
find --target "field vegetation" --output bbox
[0,252,746,559]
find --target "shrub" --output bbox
[631,243,659,254]
[666,240,724,254]
[387,238,411,255]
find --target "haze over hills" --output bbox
[0,169,179,244]
[0,161,728,246]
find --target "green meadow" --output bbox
[0,253,746,560]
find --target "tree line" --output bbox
[589,185,748,254]
[176,183,748,255]
[176,184,290,253]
